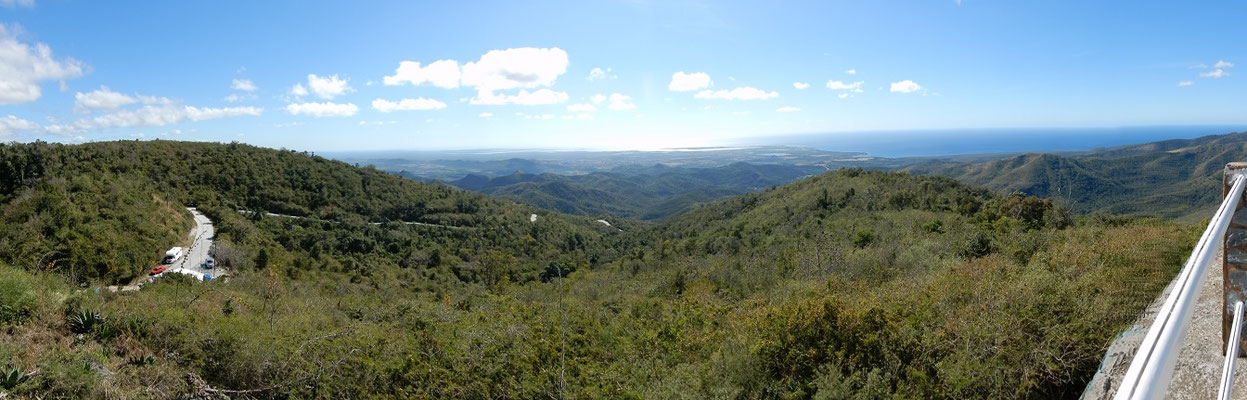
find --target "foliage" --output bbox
[0,142,1196,399]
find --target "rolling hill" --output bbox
[0,141,1191,398]
[447,162,825,220]
[906,131,1247,221]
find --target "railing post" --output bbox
[1226,163,1247,357]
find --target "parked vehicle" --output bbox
[149,265,167,276]
[162,247,184,264]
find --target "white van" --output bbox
[162,247,184,264]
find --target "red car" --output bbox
[149,266,167,276]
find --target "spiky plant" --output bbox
[0,364,28,390]
[67,309,103,334]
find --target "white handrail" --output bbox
[1218,300,1244,400]
[1114,174,1246,400]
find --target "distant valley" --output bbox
[342,130,1247,223]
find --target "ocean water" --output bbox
[745,125,1247,158]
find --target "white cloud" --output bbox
[669,71,712,92]
[587,67,615,81]
[567,103,596,112]
[224,93,257,103]
[837,93,849,99]
[693,87,778,100]
[478,112,493,118]
[608,93,636,110]
[289,83,309,97]
[0,24,86,105]
[1201,69,1230,79]
[0,115,38,137]
[826,80,863,91]
[890,80,923,93]
[1177,80,1194,87]
[523,113,555,120]
[371,97,447,112]
[462,47,569,104]
[137,95,173,105]
[0,0,35,7]
[285,102,358,117]
[793,82,810,90]
[1215,60,1235,69]
[42,105,262,134]
[305,74,352,99]
[383,59,461,88]
[74,86,136,111]
[591,93,606,104]
[231,78,257,92]
[471,88,568,105]
[776,106,801,113]
[845,69,857,75]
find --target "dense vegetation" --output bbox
[0,140,1192,399]
[449,163,823,220]
[906,131,1247,222]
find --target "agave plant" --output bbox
[67,309,103,334]
[0,364,28,390]
[125,354,155,367]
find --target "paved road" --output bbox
[175,207,218,280]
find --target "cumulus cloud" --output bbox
[383,59,461,88]
[793,82,809,90]
[1201,68,1230,79]
[462,47,569,104]
[305,74,352,99]
[224,93,257,103]
[289,83,309,97]
[285,102,358,117]
[382,48,571,106]
[694,87,778,100]
[845,69,857,75]
[478,112,493,118]
[371,97,447,112]
[1177,80,1194,87]
[231,78,257,92]
[669,71,712,92]
[41,105,262,134]
[890,80,923,93]
[470,88,568,105]
[0,24,86,105]
[0,115,38,137]
[838,93,849,99]
[826,80,863,91]
[587,67,615,81]
[1215,60,1235,69]
[776,106,801,113]
[608,93,636,110]
[74,86,136,111]
[591,93,606,104]
[567,103,596,112]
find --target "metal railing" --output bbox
[1113,165,1247,400]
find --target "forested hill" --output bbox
[447,162,824,220]
[0,140,618,284]
[905,131,1247,221]
[0,141,1193,399]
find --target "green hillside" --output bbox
[906,131,1247,221]
[449,162,823,220]
[0,141,1191,399]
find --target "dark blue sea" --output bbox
[743,125,1247,158]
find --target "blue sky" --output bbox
[0,0,1244,151]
